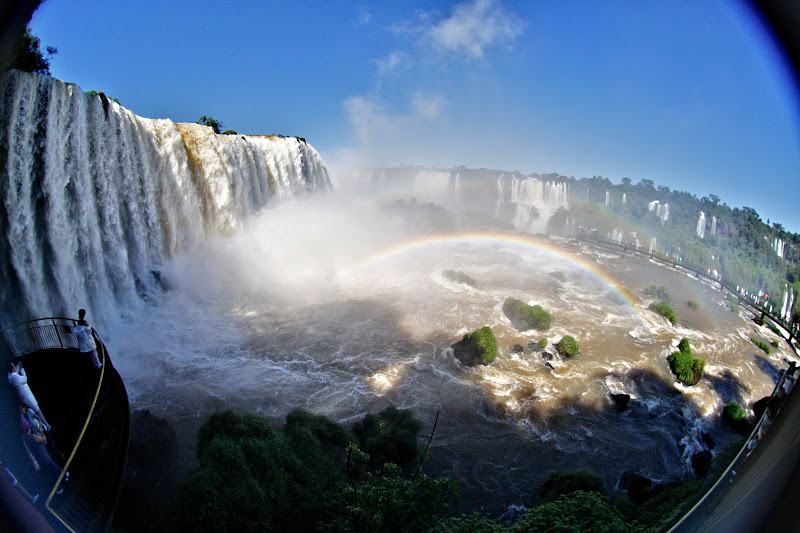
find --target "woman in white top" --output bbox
[8,362,51,431]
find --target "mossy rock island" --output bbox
[442,270,477,287]
[649,301,676,325]
[451,326,499,366]
[667,338,705,386]
[555,335,580,357]
[503,297,551,331]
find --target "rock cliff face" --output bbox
[452,326,498,366]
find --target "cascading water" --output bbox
[648,200,669,224]
[696,212,706,238]
[510,177,568,234]
[649,236,657,254]
[710,216,717,237]
[0,70,332,326]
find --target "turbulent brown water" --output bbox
[108,198,791,514]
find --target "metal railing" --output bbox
[2,317,83,357]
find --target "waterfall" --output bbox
[773,237,785,259]
[649,236,657,254]
[494,174,504,218]
[648,200,669,224]
[0,70,332,326]
[411,170,452,205]
[622,193,626,204]
[605,191,610,207]
[608,228,623,245]
[453,171,463,204]
[710,216,717,236]
[696,212,706,238]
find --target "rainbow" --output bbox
[341,230,641,310]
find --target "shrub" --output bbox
[767,322,781,336]
[649,301,676,325]
[538,338,548,349]
[541,468,606,500]
[677,338,691,355]
[513,491,632,532]
[174,409,347,532]
[772,340,780,348]
[687,300,699,310]
[503,297,551,331]
[555,335,580,357]
[724,401,747,422]
[751,338,770,354]
[667,351,705,386]
[730,302,739,314]
[644,284,671,302]
[352,406,423,468]
[443,270,477,287]
[342,462,459,533]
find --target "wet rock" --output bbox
[753,395,779,421]
[541,351,554,361]
[528,341,541,352]
[620,471,652,502]
[544,362,555,372]
[610,393,630,411]
[692,450,713,478]
[702,433,716,450]
[511,344,525,354]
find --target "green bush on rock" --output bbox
[751,338,770,354]
[452,326,499,366]
[503,297,551,331]
[538,337,548,349]
[650,301,676,325]
[687,300,699,310]
[667,339,705,386]
[555,335,580,357]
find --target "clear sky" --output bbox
[28,0,800,232]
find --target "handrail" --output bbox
[44,335,107,533]
[1,317,82,358]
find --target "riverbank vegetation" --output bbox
[136,407,736,533]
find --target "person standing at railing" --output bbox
[7,362,51,431]
[74,309,101,369]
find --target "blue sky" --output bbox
[29,0,800,232]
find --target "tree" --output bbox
[9,27,56,75]
[621,177,631,185]
[197,115,223,134]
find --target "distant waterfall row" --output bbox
[363,168,570,234]
[0,70,332,325]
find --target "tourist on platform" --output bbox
[8,362,51,431]
[74,309,102,369]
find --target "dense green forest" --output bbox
[542,174,799,323]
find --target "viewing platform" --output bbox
[0,318,130,533]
